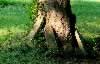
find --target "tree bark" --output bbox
[44,0,76,52]
[28,0,86,55]
[44,0,86,54]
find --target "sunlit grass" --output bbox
[0,27,25,36]
[0,2,32,42]
[82,0,100,2]
[71,1,100,40]
[0,27,26,42]
[0,0,33,4]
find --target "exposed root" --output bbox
[75,30,87,55]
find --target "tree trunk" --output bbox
[28,0,86,55]
[44,0,77,52]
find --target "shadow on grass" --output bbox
[0,33,100,64]
[81,36,100,58]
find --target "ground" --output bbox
[0,0,100,64]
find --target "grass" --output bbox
[0,0,100,64]
[71,1,100,43]
[0,0,34,42]
[0,0,33,4]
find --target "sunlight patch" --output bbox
[82,0,100,2]
[0,0,33,3]
[0,27,25,36]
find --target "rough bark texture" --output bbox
[44,0,77,52]
[28,0,86,55]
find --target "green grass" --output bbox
[71,1,100,43]
[0,0,33,4]
[0,1,34,42]
[0,0,100,64]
